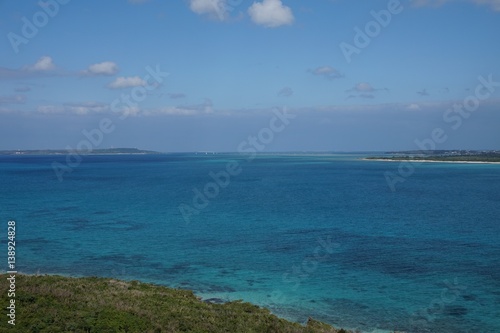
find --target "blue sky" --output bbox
[1,0,499,151]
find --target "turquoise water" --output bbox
[1,153,499,332]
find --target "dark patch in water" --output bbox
[85,254,147,266]
[204,284,236,293]
[27,209,54,217]
[23,237,51,244]
[164,263,192,275]
[443,305,468,317]
[191,238,233,247]
[283,228,323,236]
[56,206,79,212]
[237,178,262,183]
[22,237,64,252]
[148,262,164,270]
[103,220,144,231]
[266,244,296,253]
[65,218,90,231]
[462,294,477,301]
[93,210,112,215]
[69,219,145,232]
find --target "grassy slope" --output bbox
[0,274,350,333]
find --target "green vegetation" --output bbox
[0,148,161,155]
[0,274,351,333]
[366,150,500,163]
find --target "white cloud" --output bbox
[108,98,214,117]
[34,99,215,118]
[108,76,147,89]
[37,105,65,114]
[151,107,200,116]
[120,106,141,117]
[189,0,227,21]
[3,58,118,80]
[64,102,109,115]
[412,0,500,11]
[411,0,448,7]
[309,66,344,80]
[18,100,500,121]
[0,107,14,114]
[15,86,31,92]
[277,86,293,97]
[346,93,375,100]
[346,82,388,99]
[82,61,119,76]
[26,56,55,71]
[37,102,109,115]
[248,0,294,27]
[0,57,59,80]
[0,95,26,105]
[140,99,215,116]
[407,103,421,110]
[0,56,57,79]
[352,82,375,92]
[476,0,500,11]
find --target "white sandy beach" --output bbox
[363,158,500,164]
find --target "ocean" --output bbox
[1,153,499,332]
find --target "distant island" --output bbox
[365,150,500,163]
[0,148,162,156]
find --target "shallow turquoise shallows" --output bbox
[1,153,499,333]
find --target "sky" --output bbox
[1,0,499,152]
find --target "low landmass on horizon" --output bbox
[366,150,500,163]
[0,148,161,156]
[3,149,500,163]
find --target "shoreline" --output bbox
[363,158,500,164]
[3,271,399,333]
[1,272,360,333]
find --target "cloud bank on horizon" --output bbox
[0,0,499,151]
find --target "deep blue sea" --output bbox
[1,153,499,332]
